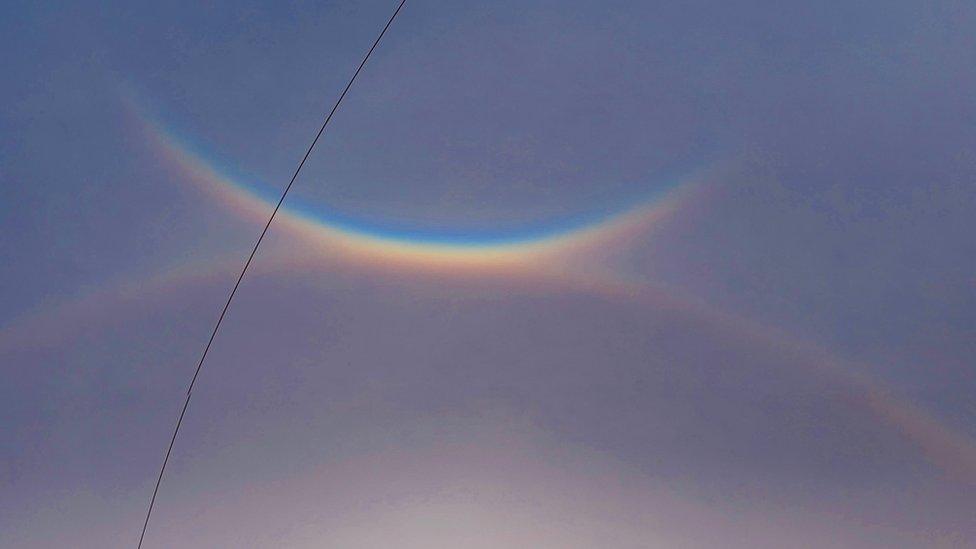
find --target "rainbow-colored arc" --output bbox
[139,109,699,278]
[98,98,970,483]
[1,96,973,486]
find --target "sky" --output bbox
[2,1,975,547]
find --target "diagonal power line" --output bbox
[137,1,407,547]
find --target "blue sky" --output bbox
[2,1,975,547]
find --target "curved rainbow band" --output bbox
[110,96,976,482]
[134,105,703,278]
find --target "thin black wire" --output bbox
[137,1,407,546]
